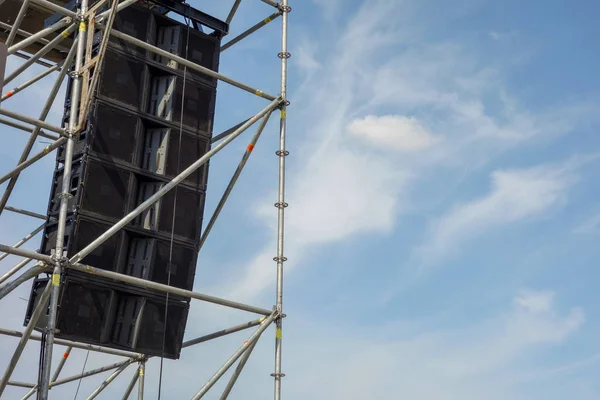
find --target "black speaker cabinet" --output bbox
[124,232,198,291]
[25,275,190,358]
[153,12,220,86]
[25,3,222,359]
[110,4,153,58]
[41,215,127,273]
[58,100,211,189]
[146,68,217,133]
[112,292,189,358]
[40,213,199,291]
[97,48,149,112]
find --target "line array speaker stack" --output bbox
[24,3,222,359]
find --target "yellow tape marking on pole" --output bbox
[139,367,144,376]
[275,328,282,339]
[264,16,272,23]
[259,316,266,322]
[43,146,50,154]
[52,273,60,286]
[255,90,264,98]
[79,22,87,32]
[61,29,70,38]
[280,109,286,119]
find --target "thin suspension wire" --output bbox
[36,332,47,400]
[73,350,90,399]
[157,9,192,399]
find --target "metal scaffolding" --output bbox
[0,0,290,398]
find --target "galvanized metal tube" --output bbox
[0,118,59,140]
[226,0,242,24]
[84,359,134,400]
[20,346,76,397]
[96,0,139,20]
[121,366,140,400]
[261,0,280,8]
[199,112,272,250]
[40,6,88,397]
[29,0,78,19]
[3,23,76,86]
[5,0,32,47]
[7,381,35,388]
[50,360,132,388]
[0,244,52,263]
[1,62,61,102]
[0,21,51,47]
[221,11,281,52]
[0,36,77,217]
[0,137,67,185]
[0,281,51,397]
[51,346,73,382]
[67,263,272,316]
[0,258,33,285]
[20,386,37,400]
[191,312,277,399]
[219,339,259,399]
[106,28,277,101]
[0,263,48,301]
[0,328,141,358]
[7,17,71,55]
[69,97,281,266]
[211,118,251,144]
[0,108,66,135]
[0,222,45,262]
[137,361,145,400]
[4,206,47,220]
[13,50,55,68]
[274,2,290,399]
[182,318,265,348]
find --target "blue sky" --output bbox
[1,0,600,398]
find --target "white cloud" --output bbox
[417,163,577,265]
[294,38,321,73]
[222,144,409,299]
[1,1,598,398]
[0,286,593,400]
[211,0,598,301]
[279,289,588,400]
[509,289,585,345]
[284,149,408,244]
[215,0,413,301]
[515,288,555,313]
[347,114,440,152]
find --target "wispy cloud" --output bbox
[415,162,579,267]
[215,0,414,301]
[2,1,598,398]
[281,289,587,400]
[294,37,321,74]
[347,114,440,152]
[211,0,598,302]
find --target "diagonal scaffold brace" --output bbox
[0,0,293,398]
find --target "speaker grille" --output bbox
[25,2,222,359]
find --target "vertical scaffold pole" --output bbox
[38,1,89,398]
[273,1,290,399]
[137,361,145,400]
